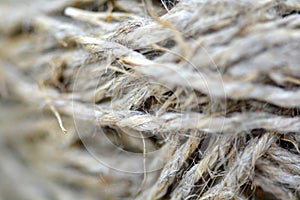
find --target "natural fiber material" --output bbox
[1,0,300,199]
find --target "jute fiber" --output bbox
[0,0,300,199]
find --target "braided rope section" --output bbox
[1,0,300,199]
